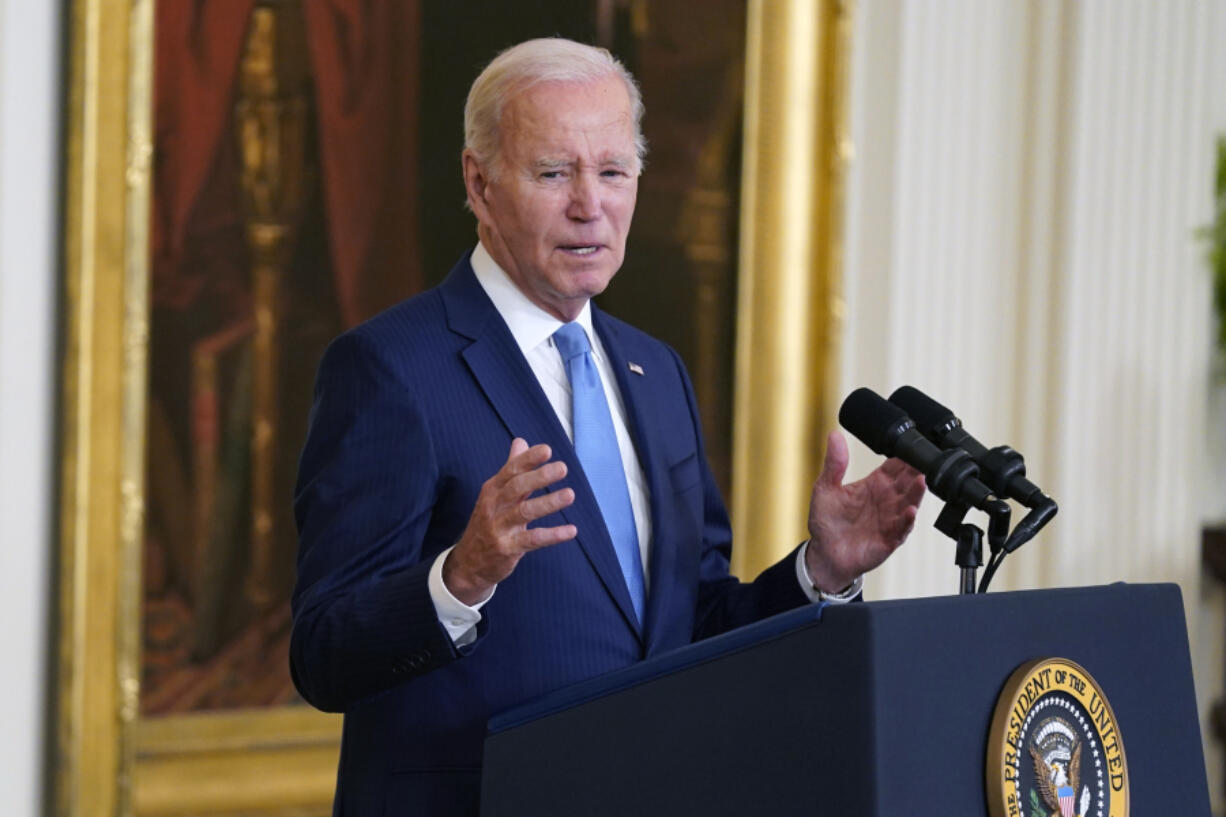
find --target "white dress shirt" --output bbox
[428,243,857,646]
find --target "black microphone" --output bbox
[838,387,1001,512]
[889,385,1057,554]
[888,385,1044,507]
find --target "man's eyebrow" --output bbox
[531,155,635,170]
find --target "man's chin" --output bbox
[564,272,616,299]
[548,257,618,286]
[539,278,615,320]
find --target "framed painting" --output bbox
[53,1,847,814]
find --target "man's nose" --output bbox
[566,173,602,221]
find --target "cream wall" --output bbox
[0,0,60,813]
[843,0,1226,800]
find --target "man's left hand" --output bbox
[804,430,926,594]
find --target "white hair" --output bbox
[464,37,647,177]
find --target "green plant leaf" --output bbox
[1205,135,1226,367]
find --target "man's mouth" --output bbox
[561,245,600,256]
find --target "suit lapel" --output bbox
[440,260,644,641]
[593,309,678,653]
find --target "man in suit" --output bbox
[291,38,925,816]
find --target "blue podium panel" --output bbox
[481,584,1210,817]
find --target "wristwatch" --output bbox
[813,574,864,603]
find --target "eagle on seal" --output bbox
[1029,716,1091,817]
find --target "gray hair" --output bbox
[464,38,647,177]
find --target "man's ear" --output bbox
[462,150,491,219]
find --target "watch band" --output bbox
[813,574,864,603]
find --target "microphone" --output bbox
[888,385,1057,553]
[838,387,1001,513]
[888,385,1044,507]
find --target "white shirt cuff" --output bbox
[795,540,863,604]
[428,545,494,646]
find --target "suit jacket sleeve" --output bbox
[290,330,482,712]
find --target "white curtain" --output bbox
[842,0,1226,791]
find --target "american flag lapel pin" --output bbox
[628,361,645,376]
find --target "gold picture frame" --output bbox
[56,1,340,815]
[53,1,846,814]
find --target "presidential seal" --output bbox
[987,658,1128,817]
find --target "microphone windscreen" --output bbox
[889,385,955,435]
[838,388,909,456]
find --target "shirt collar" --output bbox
[470,241,597,357]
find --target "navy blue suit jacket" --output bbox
[291,254,809,815]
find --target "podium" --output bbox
[481,584,1210,816]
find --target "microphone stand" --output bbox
[955,524,982,595]
[934,499,1011,595]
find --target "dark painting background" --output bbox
[142,0,746,716]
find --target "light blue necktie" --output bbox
[553,322,645,624]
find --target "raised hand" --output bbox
[804,430,926,593]
[443,438,577,605]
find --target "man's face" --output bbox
[464,75,639,322]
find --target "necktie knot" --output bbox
[553,322,591,362]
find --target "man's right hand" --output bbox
[443,438,577,606]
